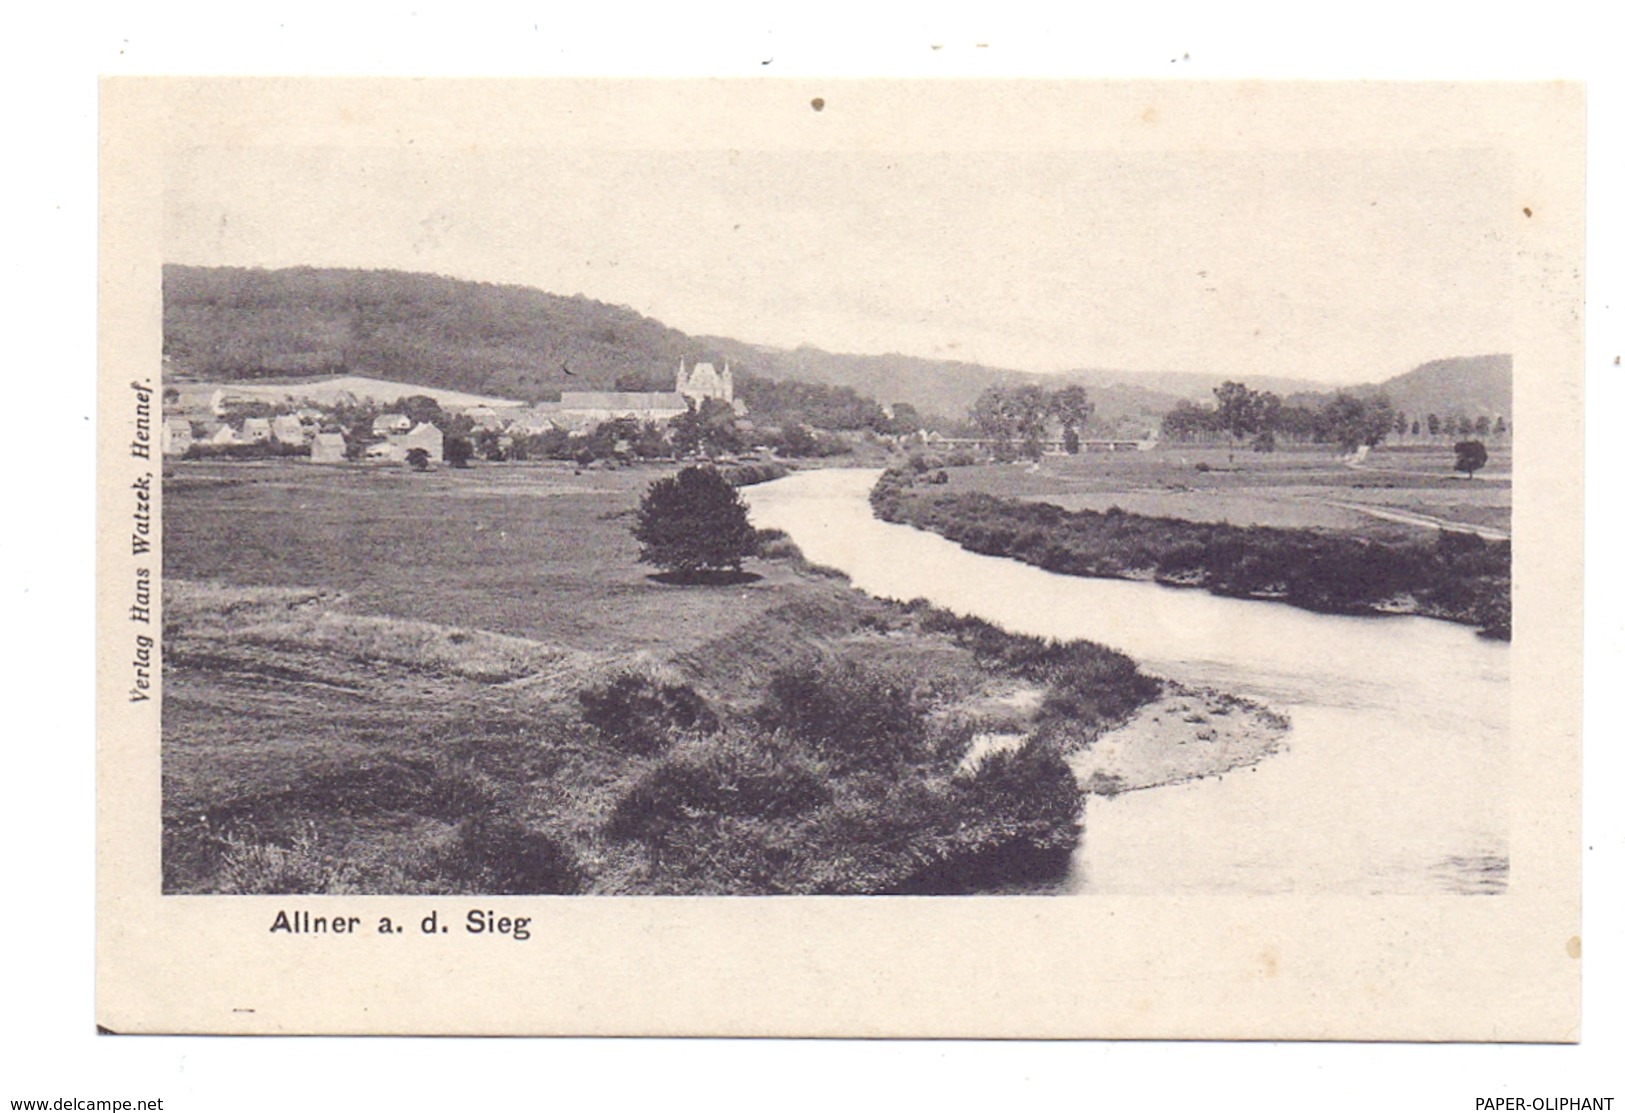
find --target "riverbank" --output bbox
[1068,684,1291,796]
[162,460,1176,895]
[870,466,1510,639]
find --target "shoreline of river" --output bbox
[868,466,1511,640]
[1068,682,1292,796]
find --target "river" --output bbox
[743,468,1510,896]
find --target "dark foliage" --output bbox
[605,733,831,840]
[875,470,1511,638]
[183,440,309,461]
[756,658,928,772]
[578,673,719,755]
[719,462,791,487]
[632,466,759,576]
[1454,439,1489,477]
[450,811,585,894]
[444,436,474,468]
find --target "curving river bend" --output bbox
[743,468,1510,896]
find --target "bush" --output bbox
[757,658,926,771]
[451,811,584,894]
[578,672,719,755]
[721,462,791,487]
[606,733,830,839]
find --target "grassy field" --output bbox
[161,458,1164,894]
[936,445,1511,540]
[874,455,1512,638]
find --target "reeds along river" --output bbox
[743,469,1511,896]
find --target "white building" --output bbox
[161,418,194,456]
[309,432,347,463]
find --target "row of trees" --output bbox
[967,384,1097,460]
[479,401,852,467]
[1162,381,1509,452]
[1163,383,1391,453]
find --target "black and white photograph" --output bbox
[155,145,1516,900]
[90,76,1585,1043]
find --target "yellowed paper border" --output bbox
[97,78,1583,1038]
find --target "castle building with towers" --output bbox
[506,357,745,435]
[676,358,734,407]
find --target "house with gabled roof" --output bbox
[162,418,194,456]
[271,414,307,445]
[310,432,347,463]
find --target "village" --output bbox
[159,358,758,467]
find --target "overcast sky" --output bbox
[167,143,1513,386]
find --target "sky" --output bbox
[166,140,1515,386]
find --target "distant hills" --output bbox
[162,265,1510,429]
[1365,354,1512,422]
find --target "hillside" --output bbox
[1370,354,1512,422]
[1280,355,1512,425]
[162,265,1200,431]
[162,265,1506,431]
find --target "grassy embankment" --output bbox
[871,455,1511,639]
[163,459,1169,895]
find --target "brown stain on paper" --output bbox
[1566,936,1581,959]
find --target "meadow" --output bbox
[161,458,1164,894]
[875,444,1512,638]
[935,444,1511,539]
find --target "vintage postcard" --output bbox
[97,78,1583,1037]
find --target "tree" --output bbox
[1049,385,1095,454]
[695,397,743,455]
[1161,399,1219,443]
[632,466,759,577]
[888,402,924,436]
[444,436,474,468]
[1427,413,1441,436]
[777,422,823,458]
[968,387,1018,460]
[1008,385,1052,461]
[670,398,742,458]
[397,394,447,429]
[633,420,671,459]
[1454,440,1489,478]
[1322,392,1394,453]
[1213,381,1261,458]
[405,447,431,471]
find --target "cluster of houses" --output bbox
[160,406,446,464]
[161,359,744,466]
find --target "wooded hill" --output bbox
[163,265,1511,431]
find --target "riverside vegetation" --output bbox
[871,464,1511,639]
[162,460,1167,895]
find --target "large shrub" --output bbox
[757,658,927,771]
[450,811,585,894]
[606,733,830,840]
[578,672,719,755]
